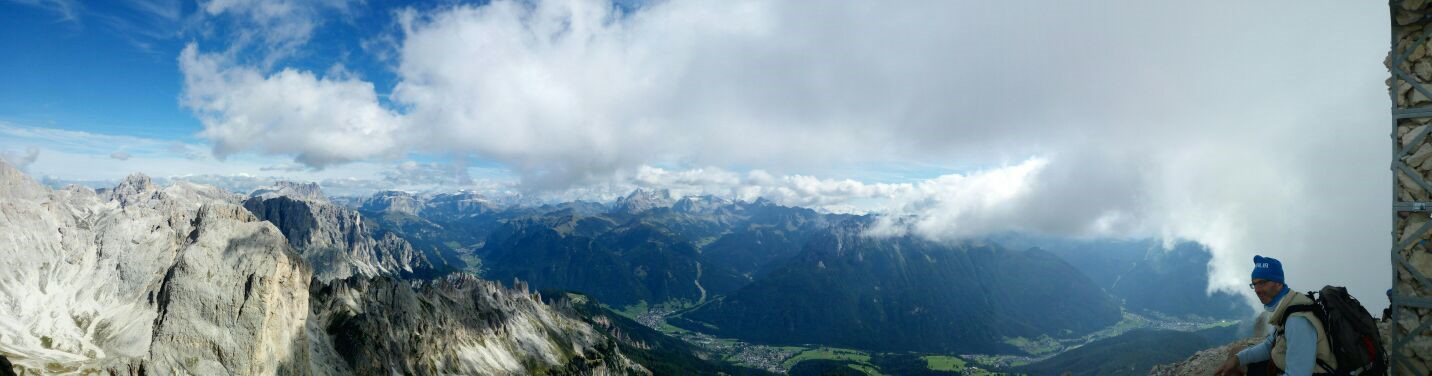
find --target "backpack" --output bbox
[1277,285,1386,376]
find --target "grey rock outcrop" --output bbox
[105,173,160,207]
[310,275,643,375]
[1148,336,1261,376]
[357,191,422,216]
[243,185,436,282]
[145,204,314,375]
[250,181,328,203]
[354,190,498,221]
[0,160,314,374]
[422,191,498,219]
[1152,315,1392,376]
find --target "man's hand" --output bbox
[1214,354,1243,376]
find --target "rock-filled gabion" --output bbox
[1390,1,1432,373]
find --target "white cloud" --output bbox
[169,0,1393,310]
[109,151,131,160]
[258,162,306,172]
[0,146,41,171]
[0,122,408,194]
[197,0,355,64]
[6,0,82,24]
[179,44,405,167]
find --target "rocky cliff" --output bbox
[1148,337,1263,376]
[0,162,318,374]
[243,185,438,282]
[309,275,641,375]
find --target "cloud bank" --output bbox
[168,0,1393,309]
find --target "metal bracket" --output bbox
[1394,201,1432,211]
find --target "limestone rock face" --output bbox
[354,190,499,222]
[309,275,643,375]
[422,191,498,219]
[250,181,328,203]
[145,204,313,375]
[357,191,423,216]
[105,173,160,207]
[0,161,314,374]
[243,191,436,282]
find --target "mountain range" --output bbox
[0,160,736,374]
[347,186,1249,357]
[0,159,1256,374]
[673,219,1123,354]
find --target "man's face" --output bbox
[1251,278,1283,305]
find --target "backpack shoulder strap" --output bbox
[1278,303,1319,327]
[1279,294,1341,375]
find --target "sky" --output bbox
[0,0,1396,311]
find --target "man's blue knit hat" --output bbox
[1251,255,1284,284]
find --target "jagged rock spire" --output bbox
[107,173,158,207]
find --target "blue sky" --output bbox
[0,0,421,141]
[0,0,1399,307]
[0,1,198,140]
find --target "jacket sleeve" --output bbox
[1280,316,1318,376]
[1237,331,1273,365]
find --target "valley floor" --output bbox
[610,302,1237,375]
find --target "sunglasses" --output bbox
[1248,280,1275,289]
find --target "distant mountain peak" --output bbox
[623,188,672,200]
[359,190,423,215]
[612,188,674,214]
[249,181,327,202]
[115,172,156,192]
[106,173,160,206]
[673,194,732,213]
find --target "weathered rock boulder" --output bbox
[1149,337,1261,376]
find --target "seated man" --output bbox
[1216,255,1337,376]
